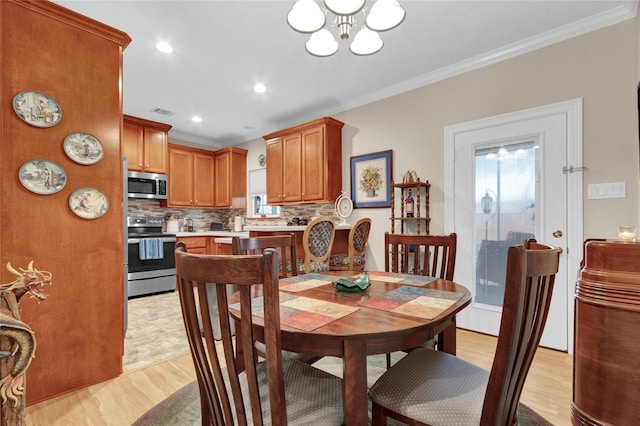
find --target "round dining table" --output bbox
[231,270,472,425]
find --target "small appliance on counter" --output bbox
[210,221,224,231]
[234,216,244,232]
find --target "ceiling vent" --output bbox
[150,107,175,116]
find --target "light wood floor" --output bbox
[24,329,573,425]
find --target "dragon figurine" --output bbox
[0,261,51,407]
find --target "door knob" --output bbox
[552,230,563,238]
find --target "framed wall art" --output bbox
[350,150,393,208]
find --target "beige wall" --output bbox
[239,18,640,271]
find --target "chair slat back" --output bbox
[481,239,561,425]
[232,234,298,278]
[175,242,285,425]
[384,233,457,280]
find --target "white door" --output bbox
[444,99,583,352]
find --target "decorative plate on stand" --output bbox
[335,191,353,225]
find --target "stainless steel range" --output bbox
[126,216,176,298]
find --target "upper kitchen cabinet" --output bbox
[263,117,344,205]
[123,115,172,173]
[214,147,248,208]
[163,144,215,208]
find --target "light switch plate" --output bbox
[587,182,626,199]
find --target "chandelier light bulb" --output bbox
[287,0,325,33]
[306,29,339,57]
[288,0,405,56]
[365,0,406,31]
[349,27,383,55]
[323,0,365,16]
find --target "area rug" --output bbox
[132,353,553,425]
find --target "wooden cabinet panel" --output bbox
[263,117,343,205]
[165,145,216,208]
[214,147,247,208]
[123,120,144,170]
[144,127,168,173]
[167,146,194,207]
[1,0,131,404]
[301,126,324,201]
[178,237,208,254]
[193,152,215,207]
[282,133,302,203]
[123,115,171,173]
[266,138,283,204]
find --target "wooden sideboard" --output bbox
[572,239,640,425]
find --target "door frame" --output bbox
[444,98,583,354]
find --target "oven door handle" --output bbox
[128,237,177,244]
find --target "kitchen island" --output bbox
[176,231,249,254]
[244,223,352,260]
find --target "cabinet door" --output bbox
[282,133,302,203]
[214,150,230,207]
[266,138,284,204]
[167,147,194,207]
[301,126,324,201]
[144,127,168,173]
[194,152,215,207]
[123,121,144,171]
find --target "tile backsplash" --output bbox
[127,198,336,231]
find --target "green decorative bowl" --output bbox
[332,272,371,292]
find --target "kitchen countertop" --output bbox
[175,231,249,238]
[244,223,352,232]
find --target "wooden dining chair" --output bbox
[297,216,336,274]
[329,217,372,271]
[369,240,561,426]
[175,242,344,425]
[232,234,321,364]
[385,232,457,279]
[232,233,298,278]
[384,232,458,367]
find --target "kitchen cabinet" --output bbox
[163,144,215,208]
[210,238,233,255]
[123,115,172,173]
[177,236,209,254]
[263,117,344,205]
[1,0,131,405]
[214,147,248,208]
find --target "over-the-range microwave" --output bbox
[127,171,168,200]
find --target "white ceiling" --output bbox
[53,0,637,149]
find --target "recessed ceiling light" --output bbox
[191,116,202,123]
[155,41,173,53]
[254,83,266,93]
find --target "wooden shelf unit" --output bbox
[390,180,431,234]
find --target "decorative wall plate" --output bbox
[63,133,104,165]
[13,91,62,128]
[18,160,67,195]
[69,187,109,219]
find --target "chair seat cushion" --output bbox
[240,359,344,424]
[297,258,330,274]
[329,253,365,267]
[369,348,489,426]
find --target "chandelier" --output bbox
[287,0,405,57]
